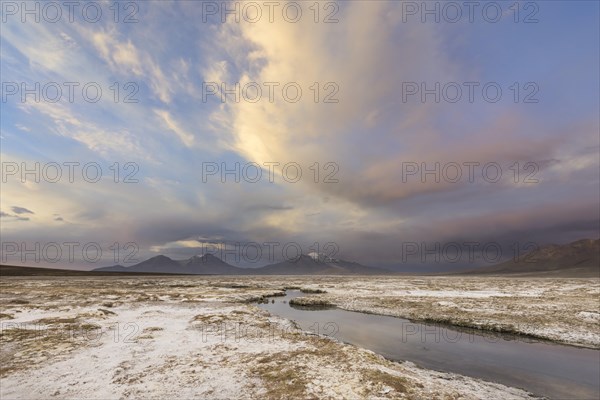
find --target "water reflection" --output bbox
[258,291,600,400]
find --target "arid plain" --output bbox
[1,275,598,399]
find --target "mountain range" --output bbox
[456,239,599,277]
[93,253,392,275]
[8,238,593,277]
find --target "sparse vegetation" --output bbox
[0,275,591,398]
[361,368,409,395]
[143,326,164,332]
[289,297,334,309]
[8,299,29,305]
[300,288,327,294]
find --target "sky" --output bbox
[1,0,599,271]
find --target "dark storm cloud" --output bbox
[245,204,294,212]
[1,210,31,221]
[11,206,34,215]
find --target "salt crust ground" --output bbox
[1,275,586,399]
[293,276,600,348]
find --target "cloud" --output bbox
[205,3,470,203]
[207,2,598,215]
[153,109,195,147]
[0,2,597,269]
[246,204,294,212]
[90,30,173,103]
[18,102,148,159]
[0,211,30,222]
[11,206,34,215]
[15,124,31,132]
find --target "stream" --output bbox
[258,290,600,399]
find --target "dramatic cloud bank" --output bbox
[1,1,598,270]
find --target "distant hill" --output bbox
[0,264,177,277]
[93,254,247,275]
[93,253,393,275]
[458,239,600,277]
